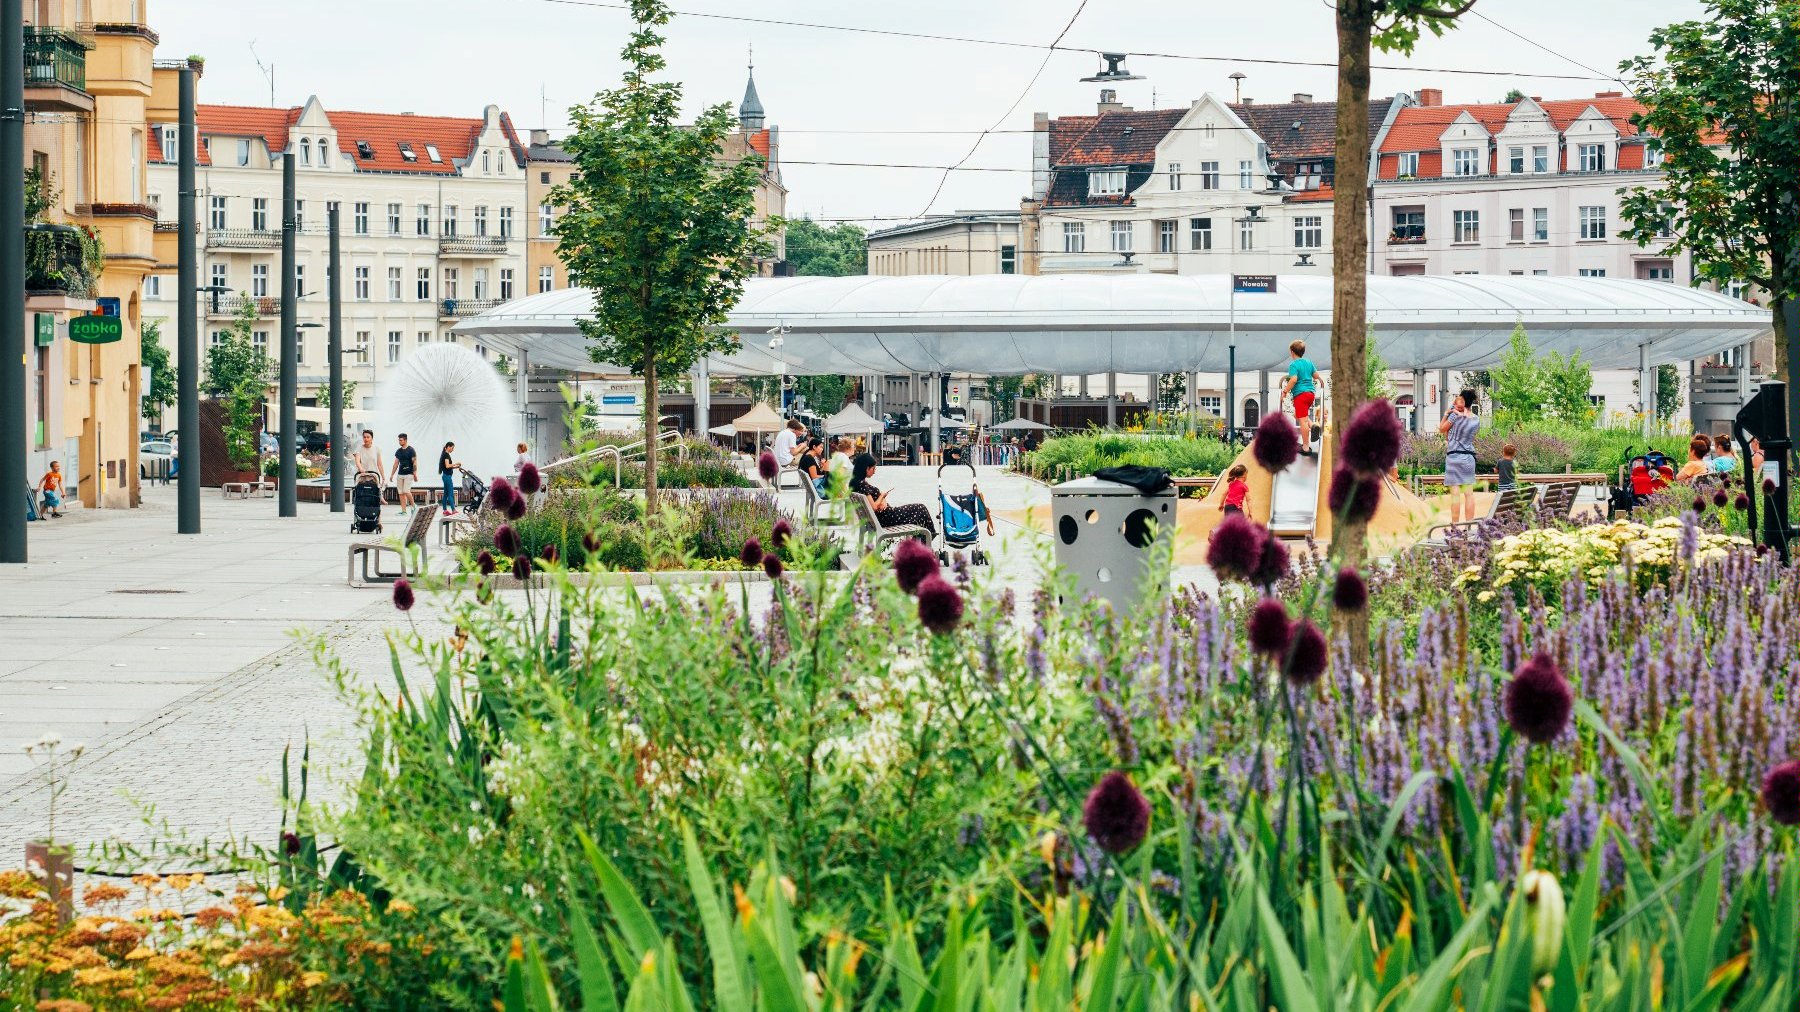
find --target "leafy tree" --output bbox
[1542,349,1596,425]
[1620,0,1799,435]
[203,297,271,399]
[785,218,867,276]
[1630,364,1686,425]
[794,375,853,414]
[551,0,768,507]
[986,374,1047,421]
[1502,88,1526,103]
[1363,327,1393,400]
[316,379,357,411]
[139,320,176,424]
[1488,322,1547,421]
[1156,372,1187,412]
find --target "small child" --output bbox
[1220,463,1249,516]
[1496,443,1518,490]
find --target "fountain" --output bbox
[374,344,519,483]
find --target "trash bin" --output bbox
[1051,476,1178,610]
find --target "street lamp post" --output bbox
[327,204,344,511]
[175,68,200,536]
[277,153,297,517]
[1225,207,1268,443]
[2,0,29,562]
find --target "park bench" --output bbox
[854,493,929,556]
[221,481,255,499]
[1412,471,1608,493]
[1538,480,1582,522]
[438,492,496,547]
[1415,484,1539,552]
[350,503,437,586]
[1169,475,1218,495]
[801,471,852,526]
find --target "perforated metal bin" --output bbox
[1050,476,1177,610]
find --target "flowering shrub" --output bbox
[1457,515,1750,601]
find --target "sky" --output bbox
[153,0,1707,226]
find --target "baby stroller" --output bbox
[456,467,488,515]
[350,472,384,534]
[936,460,990,565]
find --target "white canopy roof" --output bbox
[824,403,884,435]
[731,402,786,433]
[453,274,1770,376]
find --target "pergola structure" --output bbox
[453,274,1771,440]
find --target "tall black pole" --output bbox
[176,68,199,533]
[1226,344,1237,441]
[327,205,343,511]
[277,152,297,516]
[0,0,25,562]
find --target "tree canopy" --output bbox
[139,320,176,424]
[785,218,867,276]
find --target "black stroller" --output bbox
[456,467,488,515]
[350,472,383,534]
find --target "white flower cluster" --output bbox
[1458,518,1749,602]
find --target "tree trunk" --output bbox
[1332,1,1374,669]
[643,355,659,512]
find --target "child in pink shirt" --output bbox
[1220,464,1249,516]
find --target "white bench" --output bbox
[854,493,929,556]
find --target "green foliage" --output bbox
[316,379,357,411]
[1156,372,1187,412]
[204,297,272,398]
[1542,348,1596,424]
[139,320,176,423]
[1020,431,1237,479]
[1363,327,1393,400]
[987,374,1049,421]
[1488,322,1547,422]
[551,0,769,506]
[1403,419,1691,474]
[1632,363,1685,424]
[23,165,57,222]
[782,217,866,276]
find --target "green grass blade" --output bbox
[577,829,663,967]
[680,823,750,1011]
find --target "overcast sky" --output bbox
[155,0,1706,225]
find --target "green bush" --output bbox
[1021,431,1237,479]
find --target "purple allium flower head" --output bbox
[916,576,964,635]
[511,554,533,580]
[392,578,415,612]
[893,536,938,595]
[493,523,520,557]
[1333,566,1369,612]
[516,461,542,496]
[1327,466,1381,524]
[771,518,793,548]
[1283,619,1328,686]
[1712,488,1728,508]
[1248,597,1292,656]
[1252,412,1300,474]
[1691,496,1706,514]
[1340,399,1404,476]
[581,530,601,554]
[1734,493,1750,512]
[1082,771,1150,855]
[476,549,497,576]
[1207,513,1266,581]
[1505,652,1573,744]
[539,542,559,565]
[1763,760,1800,826]
[487,477,516,513]
[1251,532,1290,587]
[506,493,527,520]
[282,831,301,856]
[758,451,779,482]
[740,536,764,567]
[762,553,784,579]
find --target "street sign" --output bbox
[34,314,54,347]
[1232,274,1277,294]
[69,315,124,344]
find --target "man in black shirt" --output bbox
[389,433,419,513]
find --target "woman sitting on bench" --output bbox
[850,453,934,536]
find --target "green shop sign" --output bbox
[34,313,53,347]
[68,315,123,344]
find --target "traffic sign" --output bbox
[1232,274,1277,294]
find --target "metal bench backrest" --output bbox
[1539,481,1579,519]
[1490,484,1539,523]
[854,493,883,530]
[402,504,438,547]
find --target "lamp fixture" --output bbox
[1293,253,1316,268]
[1081,53,1144,83]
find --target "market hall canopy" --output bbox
[452,274,1771,377]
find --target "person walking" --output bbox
[438,441,460,512]
[37,461,66,518]
[389,433,418,513]
[1279,340,1319,456]
[1438,389,1481,523]
[351,430,384,483]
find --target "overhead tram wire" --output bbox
[1467,9,1629,91]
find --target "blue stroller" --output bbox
[937,460,990,565]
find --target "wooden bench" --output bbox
[854,493,929,556]
[1412,471,1608,492]
[221,481,255,499]
[1538,480,1582,521]
[1169,475,1218,495]
[350,504,437,586]
[438,494,495,547]
[1417,484,1539,551]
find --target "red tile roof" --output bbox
[1230,99,1394,161]
[746,128,771,157]
[1378,94,1646,154]
[151,103,524,175]
[1052,108,1186,167]
[1285,185,1335,204]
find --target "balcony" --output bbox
[207,295,280,319]
[438,236,510,258]
[206,228,282,250]
[1387,225,1426,245]
[440,298,502,319]
[22,27,94,113]
[24,226,100,299]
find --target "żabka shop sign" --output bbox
[69,315,123,345]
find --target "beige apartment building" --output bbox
[20,0,159,509]
[866,212,1021,276]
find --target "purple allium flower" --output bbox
[487,478,517,513]
[511,554,532,581]
[1333,566,1369,612]
[282,831,301,856]
[1340,399,1404,476]
[1712,488,1728,508]
[758,451,779,482]
[1734,493,1750,512]
[740,537,764,567]
[1082,771,1150,855]
[771,518,792,548]
[494,524,520,557]
[1765,478,1778,496]
[1207,513,1266,581]
[582,530,601,554]
[506,494,527,520]
[1283,619,1328,686]
[1763,760,1800,826]
[1252,412,1300,474]
[1251,532,1290,587]
[893,536,938,595]
[517,461,542,496]
[916,576,964,635]
[476,549,497,576]
[392,578,415,612]
[1327,466,1380,524]
[539,542,560,564]
[1248,597,1292,656]
[1691,496,1706,514]
[762,553,784,579]
[1505,652,1573,745]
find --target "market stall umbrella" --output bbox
[707,423,737,437]
[824,403,884,436]
[989,417,1054,431]
[731,402,786,434]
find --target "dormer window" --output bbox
[1578,143,1606,172]
[1451,148,1481,176]
[398,142,417,163]
[299,138,311,165]
[1397,152,1419,178]
[318,139,329,166]
[482,151,491,174]
[159,124,177,160]
[355,140,375,161]
[425,144,441,163]
[1088,169,1126,197]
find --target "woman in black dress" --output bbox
[850,452,935,535]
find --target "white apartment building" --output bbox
[143,96,528,412]
[866,212,1022,276]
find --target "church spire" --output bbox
[739,46,765,131]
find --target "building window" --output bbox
[1578,205,1607,239]
[387,331,402,364]
[252,330,268,353]
[1396,152,1419,177]
[353,266,370,301]
[1640,262,1674,282]
[473,268,490,300]
[1062,221,1086,253]
[538,204,554,236]
[1087,170,1126,197]
[1199,161,1220,189]
[251,264,268,298]
[1000,244,1016,274]
[1532,269,1549,276]
[318,139,329,166]
[1238,219,1255,251]
[160,124,177,160]
[499,206,513,239]
[294,264,305,298]
[354,331,369,359]
[1189,217,1212,251]
[1199,395,1222,416]
[145,275,162,299]
[500,268,514,300]
[473,206,489,237]
[387,202,402,235]
[293,200,304,232]
[1293,216,1322,249]
[416,204,431,236]
[418,330,431,345]
[482,151,491,174]
[1451,147,1481,176]
[1166,162,1181,190]
[1509,208,1525,241]
[1239,160,1255,189]
[1532,207,1548,242]
[1578,143,1606,172]
[299,138,310,165]
[387,266,402,300]
[417,267,430,300]
[1507,146,1524,174]
[208,195,226,230]
[210,263,227,291]
[1109,220,1132,252]
[1452,209,1479,243]
[251,197,268,231]
[1157,219,1177,253]
[538,266,554,292]
[236,139,250,167]
[295,332,305,365]
[353,202,369,235]
[1532,145,1549,173]
[442,267,459,300]
[1578,268,1606,277]
[1391,209,1424,242]
[442,205,457,237]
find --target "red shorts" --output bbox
[1292,391,1315,420]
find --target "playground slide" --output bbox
[1268,452,1321,538]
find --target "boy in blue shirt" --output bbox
[1279,340,1318,456]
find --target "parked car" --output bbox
[140,440,175,480]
